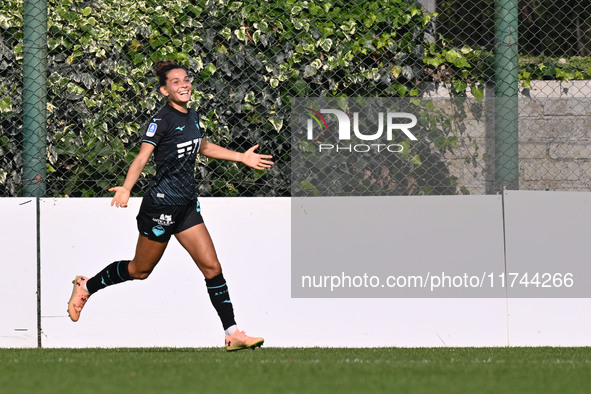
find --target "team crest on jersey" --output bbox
[146,123,158,137]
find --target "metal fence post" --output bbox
[22,0,47,197]
[494,0,519,191]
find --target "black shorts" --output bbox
[136,194,204,243]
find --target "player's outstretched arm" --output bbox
[109,142,155,208]
[200,138,274,170]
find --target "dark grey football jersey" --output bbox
[141,104,205,205]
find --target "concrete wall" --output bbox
[423,80,591,194]
[519,82,591,191]
[2,193,591,348]
[417,0,436,12]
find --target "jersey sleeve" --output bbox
[141,116,169,147]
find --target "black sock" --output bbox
[205,273,236,330]
[86,260,133,294]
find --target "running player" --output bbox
[67,60,274,351]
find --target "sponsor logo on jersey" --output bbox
[152,214,174,226]
[146,123,158,137]
[177,138,201,158]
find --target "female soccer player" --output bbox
[67,60,273,351]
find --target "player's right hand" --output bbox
[108,186,130,208]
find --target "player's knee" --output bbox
[128,262,153,280]
[131,270,151,280]
[202,263,222,280]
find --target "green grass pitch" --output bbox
[1,347,590,393]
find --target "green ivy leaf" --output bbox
[0,97,12,114]
[471,86,484,99]
[269,116,283,132]
[200,63,217,81]
[317,38,333,52]
[234,26,248,43]
[452,79,468,93]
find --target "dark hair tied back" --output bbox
[153,60,188,87]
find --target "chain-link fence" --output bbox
[1,0,590,198]
[438,0,591,57]
[435,0,591,194]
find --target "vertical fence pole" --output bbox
[494,0,519,190]
[23,0,47,349]
[22,0,47,197]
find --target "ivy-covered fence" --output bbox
[1,0,591,198]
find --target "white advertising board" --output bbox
[0,198,38,347]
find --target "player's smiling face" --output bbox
[160,68,192,112]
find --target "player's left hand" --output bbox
[241,144,274,170]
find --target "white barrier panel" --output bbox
[40,196,509,348]
[0,198,38,347]
[503,190,591,346]
[292,196,508,298]
[288,195,508,347]
[40,197,289,347]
